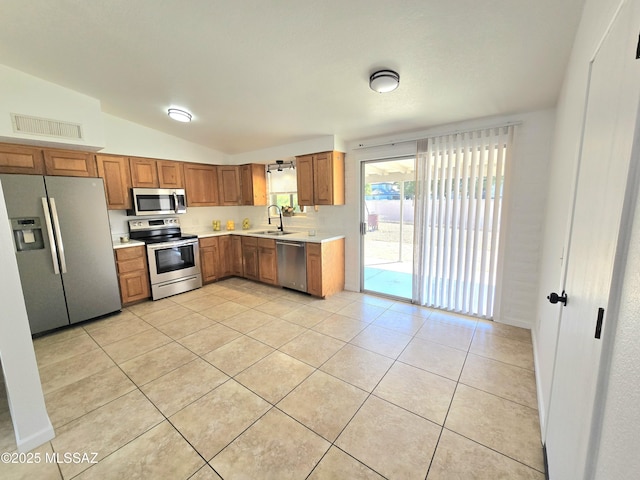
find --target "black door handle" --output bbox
[547,290,568,306]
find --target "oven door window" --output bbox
[154,244,196,274]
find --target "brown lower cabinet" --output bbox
[197,235,344,298]
[241,237,259,281]
[231,236,243,276]
[115,246,150,305]
[258,238,277,285]
[200,235,240,284]
[199,236,220,284]
[306,238,345,298]
[217,235,233,278]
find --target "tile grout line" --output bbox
[31,278,540,478]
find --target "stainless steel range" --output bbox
[128,217,202,300]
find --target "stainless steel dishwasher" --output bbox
[276,240,307,292]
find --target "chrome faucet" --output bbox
[267,204,284,231]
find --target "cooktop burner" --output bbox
[128,217,195,244]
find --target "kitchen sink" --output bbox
[252,230,294,236]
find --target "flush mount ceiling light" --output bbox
[167,108,192,123]
[369,69,400,93]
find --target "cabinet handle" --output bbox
[49,198,67,274]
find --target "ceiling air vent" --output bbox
[11,113,83,140]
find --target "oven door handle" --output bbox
[147,239,198,250]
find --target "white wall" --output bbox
[101,113,228,164]
[345,109,556,326]
[0,64,105,150]
[229,136,337,164]
[532,0,626,439]
[0,180,54,452]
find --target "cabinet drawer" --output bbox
[199,236,218,248]
[115,245,145,262]
[306,243,321,257]
[242,236,258,247]
[257,238,275,249]
[117,256,146,275]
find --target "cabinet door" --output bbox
[306,243,323,297]
[115,246,150,304]
[296,155,314,206]
[0,143,45,174]
[241,164,267,205]
[130,157,159,188]
[242,237,259,280]
[217,235,232,278]
[199,237,219,284]
[184,163,219,206]
[231,236,243,276]
[43,149,97,177]
[258,238,278,285]
[217,165,241,205]
[313,151,345,205]
[157,160,184,188]
[96,154,132,210]
[200,247,218,283]
[119,272,151,304]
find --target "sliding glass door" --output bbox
[361,158,416,299]
[360,126,513,319]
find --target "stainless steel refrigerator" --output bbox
[0,174,121,334]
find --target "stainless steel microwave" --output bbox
[130,188,187,216]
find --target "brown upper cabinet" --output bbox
[217,165,241,206]
[157,160,184,188]
[130,157,185,189]
[96,154,132,210]
[0,143,45,175]
[130,157,159,188]
[296,151,345,206]
[43,149,97,177]
[240,164,267,205]
[183,163,219,206]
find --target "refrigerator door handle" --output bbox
[41,197,61,275]
[49,197,68,274]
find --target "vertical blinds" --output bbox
[413,125,514,318]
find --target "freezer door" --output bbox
[44,176,121,323]
[0,174,69,334]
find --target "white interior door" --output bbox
[545,1,640,478]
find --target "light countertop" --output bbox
[111,235,145,250]
[111,229,344,249]
[186,228,345,244]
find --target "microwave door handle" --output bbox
[173,191,178,214]
[48,197,68,274]
[41,197,60,274]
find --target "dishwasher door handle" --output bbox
[276,241,305,247]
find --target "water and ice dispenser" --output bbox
[11,217,45,251]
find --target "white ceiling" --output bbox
[0,0,585,155]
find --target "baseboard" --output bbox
[531,330,548,438]
[15,420,55,453]
[543,443,550,480]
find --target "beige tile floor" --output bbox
[0,278,544,479]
